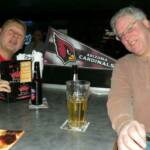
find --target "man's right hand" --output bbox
[118,120,146,150]
[0,80,11,93]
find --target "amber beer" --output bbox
[66,80,90,129]
[67,96,87,128]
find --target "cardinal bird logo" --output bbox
[53,32,76,64]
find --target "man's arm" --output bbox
[107,59,146,150]
[107,60,133,133]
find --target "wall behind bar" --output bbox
[43,65,112,88]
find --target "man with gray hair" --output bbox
[107,6,150,150]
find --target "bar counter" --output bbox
[0,84,116,150]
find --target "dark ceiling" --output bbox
[1,0,150,21]
[1,0,149,58]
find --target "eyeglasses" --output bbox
[116,20,137,41]
[7,29,24,40]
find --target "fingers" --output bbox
[128,122,146,148]
[118,134,144,150]
[0,80,11,93]
[123,134,144,150]
[137,123,146,140]
[118,136,130,150]
[118,120,146,150]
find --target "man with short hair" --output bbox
[107,6,150,150]
[0,18,27,92]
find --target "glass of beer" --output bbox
[66,80,90,129]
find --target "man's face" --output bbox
[115,15,150,56]
[33,30,43,41]
[0,22,25,55]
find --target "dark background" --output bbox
[1,0,150,87]
[1,0,150,59]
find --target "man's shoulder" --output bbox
[0,54,10,62]
[114,54,137,69]
[117,54,136,63]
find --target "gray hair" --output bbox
[110,6,147,35]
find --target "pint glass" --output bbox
[66,80,90,129]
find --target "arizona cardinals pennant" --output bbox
[44,27,116,70]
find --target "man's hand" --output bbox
[118,120,146,150]
[0,80,11,93]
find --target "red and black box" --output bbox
[0,60,32,102]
